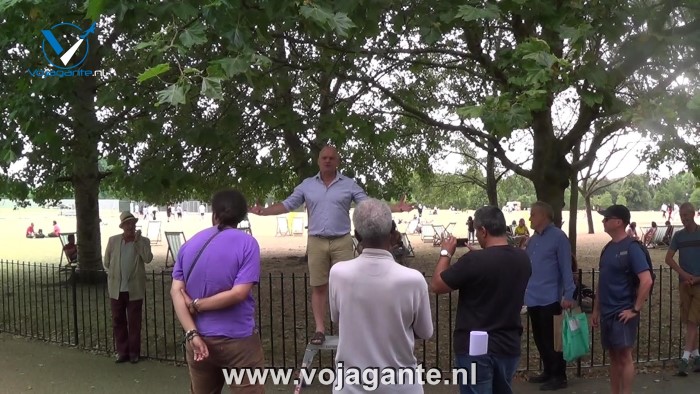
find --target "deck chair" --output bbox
[58,232,78,270]
[652,227,671,247]
[165,231,186,267]
[146,221,162,244]
[400,233,415,257]
[405,219,419,234]
[292,217,304,236]
[238,219,252,235]
[444,222,456,237]
[421,225,436,243]
[433,225,447,242]
[276,217,290,236]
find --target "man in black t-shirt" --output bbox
[431,205,531,394]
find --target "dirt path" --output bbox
[1,334,697,393]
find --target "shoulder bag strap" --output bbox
[184,227,229,284]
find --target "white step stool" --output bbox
[294,336,339,393]
[300,335,338,367]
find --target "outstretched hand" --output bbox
[248,201,263,215]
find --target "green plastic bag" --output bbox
[562,309,590,362]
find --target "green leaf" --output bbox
[455,4,500,22]
[300,4,334,25]
[135,41,158,50]
[212,57,249,78]
[0,146,17,163]
[581,90,604,107]
[587,68,607,88]
[156,82,189,106]
[523,51,558,68]
[687,94,700,110]
[456,105,483,119]
[85,0,104,21]
[136,63,170,83]
[328,12,356,37]
[172,3,199,21]
[201,77,223,100]
[179,21,207,48]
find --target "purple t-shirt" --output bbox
[172,226,260,339]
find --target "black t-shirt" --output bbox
[440,245,532,357]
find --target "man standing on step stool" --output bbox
[249,145,415,345]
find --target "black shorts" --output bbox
[601,314,639,350]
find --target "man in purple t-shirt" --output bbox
[171,189,264,394]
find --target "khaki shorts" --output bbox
[307,234,354,286]
[680,284,700,324]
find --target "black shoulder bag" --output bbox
[184,227,230,284]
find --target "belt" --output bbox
[311,233,349,240]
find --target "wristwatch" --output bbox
[440,249,452,259]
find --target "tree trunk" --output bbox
[486,144,498,206]
[568,163,579,253]
[530,136,571,227]
[585,194,595,234]
[70,29,105,282]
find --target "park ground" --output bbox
[0,206,685,271]
[0,206,697,393]
[1,333,699,393]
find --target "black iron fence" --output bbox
[0,260,692,375]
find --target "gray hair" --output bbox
[473,205,507,236]
[531,201,554,220]
[353,198,392,242]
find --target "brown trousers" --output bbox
[186,333,265,394]
[110,291,143,358]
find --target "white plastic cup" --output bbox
[469,331,489,356]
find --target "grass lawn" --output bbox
[0,206,692,374]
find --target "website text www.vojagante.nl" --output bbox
[222,362,477,390]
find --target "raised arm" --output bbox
[251,183,304,216]
[136,235,153,264]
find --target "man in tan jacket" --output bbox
[104,211,153,363]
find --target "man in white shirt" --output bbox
[329,198,433,393]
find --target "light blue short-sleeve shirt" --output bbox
[282,172,368,237]
[670,226,700,277]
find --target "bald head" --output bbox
[317,145,340,175]
[679,202,697,228]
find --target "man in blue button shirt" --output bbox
[249,145,414,345]
[525,201,576,391]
